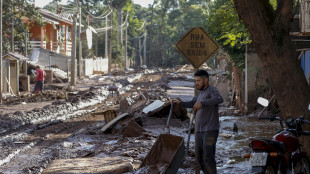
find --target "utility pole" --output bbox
[244,44,248,113]
[0,0,3,104]
[24,31,28,74]
[70,0,78,86]
[25,31,28,57]
[78,6,82,78]
[11,5,14,52]
[108,0,112,74]
[124,22,128,69]
[105,16,108,58]
[117,10,122,44]
[143,25,146,66]
[139,38,142,67]
[95,34,98,57]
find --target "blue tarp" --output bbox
[301,51,310,83]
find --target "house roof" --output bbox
[3,52,29,61]
[39,9,73,25]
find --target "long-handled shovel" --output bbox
[186,109,196,155]
[166,103,174,134]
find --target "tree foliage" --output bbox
[207,0,250,68]
[42,0,250,69]
[3,0,42,54]
[46,0,146,66]
[232,0,310,153]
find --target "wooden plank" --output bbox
[43,157,134,174]
[55,75,64,83]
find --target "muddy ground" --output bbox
[0,68,279,174]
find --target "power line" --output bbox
[129,32,145,40]
[136,21,146,30]
[81,3,112,20]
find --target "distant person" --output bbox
[171,69,223,174]
[33,66,45,94]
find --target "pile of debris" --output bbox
[42,71,193,173]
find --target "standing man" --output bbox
[172,69,223,174]
[33,66,45,94]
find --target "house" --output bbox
[29,9,73,57]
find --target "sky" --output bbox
[35,0,154,8]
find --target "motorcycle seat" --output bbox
[257,138,286,154]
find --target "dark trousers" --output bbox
[33,81,43,93]
[195,130,219,174]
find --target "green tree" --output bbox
[207,0,250,69]
[3,0,42,55]
[233,0,310,152]
[144,0,211,67]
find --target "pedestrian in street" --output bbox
[171,69,223,174]
[33,66,45,94]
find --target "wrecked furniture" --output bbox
[93,109,117,124]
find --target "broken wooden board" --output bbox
[101,113,130,132]
[43,156,134,174]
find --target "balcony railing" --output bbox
[30,40,72,56]
[30,41,46,49]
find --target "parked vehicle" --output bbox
[244,97,310,174]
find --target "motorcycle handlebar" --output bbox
[302,131,310,135]
[303,119,310,124]
[258,116,280,121]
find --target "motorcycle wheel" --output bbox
[265,165,276,174]
[294,157,310,174]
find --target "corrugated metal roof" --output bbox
[43,17,59,25]
[3,52,29,61]
[39,9,73,25]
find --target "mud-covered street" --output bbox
[1,0,309,173]
[0,68,282,174]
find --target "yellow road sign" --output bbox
[175,27,220,68]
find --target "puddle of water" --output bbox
[105,140,118,145]
[217,115,280,173]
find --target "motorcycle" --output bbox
[243,97,310,174]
